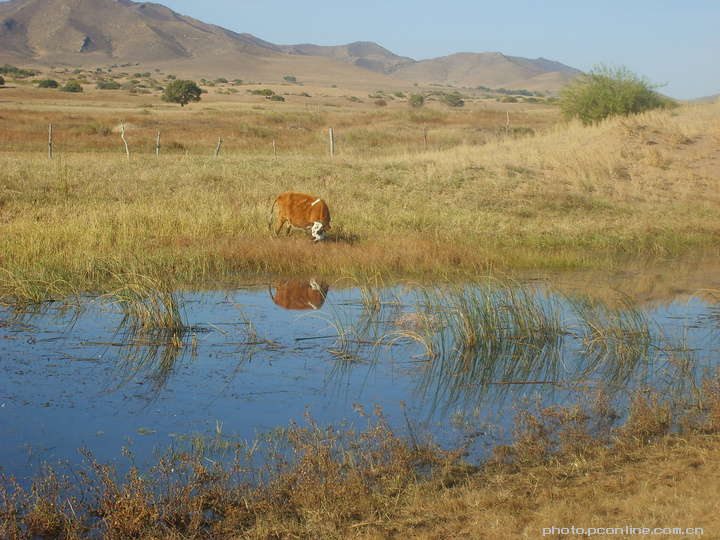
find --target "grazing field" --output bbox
[2,82,720,539]
[1,84,718,301]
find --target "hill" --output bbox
[390,52,579,91]
[0,0,578,92]
[278,41,416,75]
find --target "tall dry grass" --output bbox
[1,99,719,299]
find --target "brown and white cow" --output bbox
[269,278,329,310]
[269,191,331,242]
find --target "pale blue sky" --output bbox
[154,0,718,100]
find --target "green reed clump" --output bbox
[105,273,184,335]
[567,294,652,383]
[398,279,563,369]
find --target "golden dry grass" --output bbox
[1,82,719,301]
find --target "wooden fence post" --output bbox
[48,124,53,160]
[120,119,130,158]
[329,127,335,157]
[156,130,162,157]
[215,137,223,157]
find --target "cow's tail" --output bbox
[268,198,278,236]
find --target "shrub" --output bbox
[559,63,667,125]
[37,79,59,88]
[442,93,464,108]
[0,64,36,78]
[374,99,387,107]
[0,75,4,86]
[96,80,121,90]
[408,94,424,108]
[61,80,83,93]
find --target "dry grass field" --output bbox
[1,73,719,302]
[2,73,720,538]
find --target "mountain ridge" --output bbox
[0,0,579,91]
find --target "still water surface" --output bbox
[1,264,719,482]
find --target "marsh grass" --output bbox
[316,278,717,420]
[567,294,653,385]
[105,273,185,335]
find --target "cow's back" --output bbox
[277,192,329,228]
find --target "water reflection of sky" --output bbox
[1,278,719,482]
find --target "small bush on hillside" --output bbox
[37,79,59,88]
[443,93,465,108]
[408,94,424,108]
[96,80,121,90]
[559,63,669,125]
[61,80,83,93]
[1,64,36,78]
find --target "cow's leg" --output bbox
[275,212,287,236]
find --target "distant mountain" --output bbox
[0,0,579,92]
[279,41,415,75]
[389,52,580,91]
[279,43,579,91]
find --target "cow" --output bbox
[269,278,329,310]
[269,191,331,242]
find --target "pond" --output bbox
[1,261,719,484]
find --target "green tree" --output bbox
[559,64,668,125]
[162,79,202,107]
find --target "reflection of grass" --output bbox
[394,280,565,413]
[319,279,715,415]
[100,281,267,401]
[106,273,185,335]
[101,273,189,399]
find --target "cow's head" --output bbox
[311,221,328,242]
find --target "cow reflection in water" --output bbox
[269,278,329,310]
